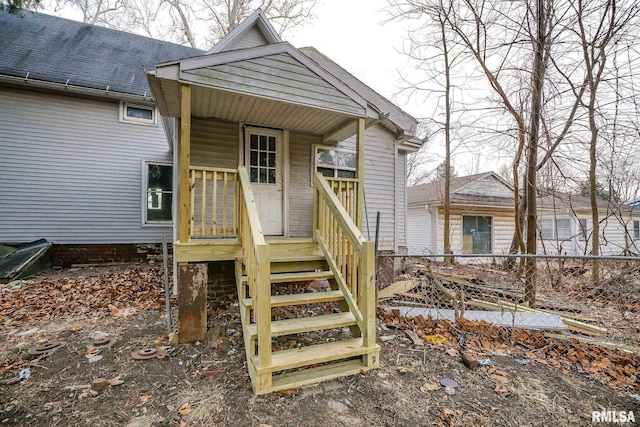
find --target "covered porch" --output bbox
[147,42,381,394]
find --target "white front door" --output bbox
[245,127,283,235]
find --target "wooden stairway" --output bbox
[236,239,380,394]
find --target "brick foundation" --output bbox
[207,261,236,300]
[51,243,164,267]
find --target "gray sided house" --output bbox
[0,9,420,393]
[0,10,201,265]
[145,10,420,393]
[407,172,640,257]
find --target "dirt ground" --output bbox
[0,263,639,426]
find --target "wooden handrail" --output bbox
[238,166,271,370]
[313,173,377,348]
[315,174,364,255]
[237,168,266,246]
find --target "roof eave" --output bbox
[0,73,154,104]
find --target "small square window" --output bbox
[120,102,156,125]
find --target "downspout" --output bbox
[172,118,179,295]
[394,142,399,252]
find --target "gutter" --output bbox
[0,74,155,105]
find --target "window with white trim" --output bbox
[538,218,572,240]
[144,162,172,223]
[313,145,356,179]
[634,220,640,240]
[120,102,157,125]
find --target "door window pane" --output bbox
[248,132,278,184]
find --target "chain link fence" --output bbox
[377,253,640,388]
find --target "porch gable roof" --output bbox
[149,42,380,135]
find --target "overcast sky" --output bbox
[287,0,415,114]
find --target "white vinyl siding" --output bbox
[431,208,514,258]
[190,118,238,168]
[288,132,317,237]
[338,125,398,250]
[407,204,432,254]
[396,151,407,248]
[0,87,171,244]
[225,25,269,51]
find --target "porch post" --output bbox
[356,117,365,231]
[179,84,191,243]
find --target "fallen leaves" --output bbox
[419,382,440,393]
[107,375,124,386]
[0,266,167,328]
[380,308,640,391]
[179,402,192,415]
[494,384,510,397]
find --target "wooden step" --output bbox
[260,359,368,394]
[245,312,356,340]
[241,290,344,310]
[241,270,333,285]
[251,338,379,374]
[270,254,325,263]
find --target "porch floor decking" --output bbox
[174,236,316,263]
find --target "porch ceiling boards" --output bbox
[148,43,376,137]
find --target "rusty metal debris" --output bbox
[28,340,64,355]
[131,348,157,360]
[89,336,116,349]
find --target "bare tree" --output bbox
[51,0,317,48]
[387,0,466,263]
[571,0,639,284]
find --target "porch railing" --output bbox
[326,177,358,221]
[237,167,272,372]
[189,166,239,238]
[313,173,376,350]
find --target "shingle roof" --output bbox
[408,172,620,212]
[0,10,203,97]
[537,189,611,211]
[407,172,513,205]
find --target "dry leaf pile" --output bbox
[381,308,640,391]
[0,265,167,328]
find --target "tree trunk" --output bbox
[524,0,547,307]
[441,7,453,264]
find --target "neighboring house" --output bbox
[407,172,515,256]
[537,190,639,256]
[407,172,640,257]
[146,10,420,393]
[0,10,201,265]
